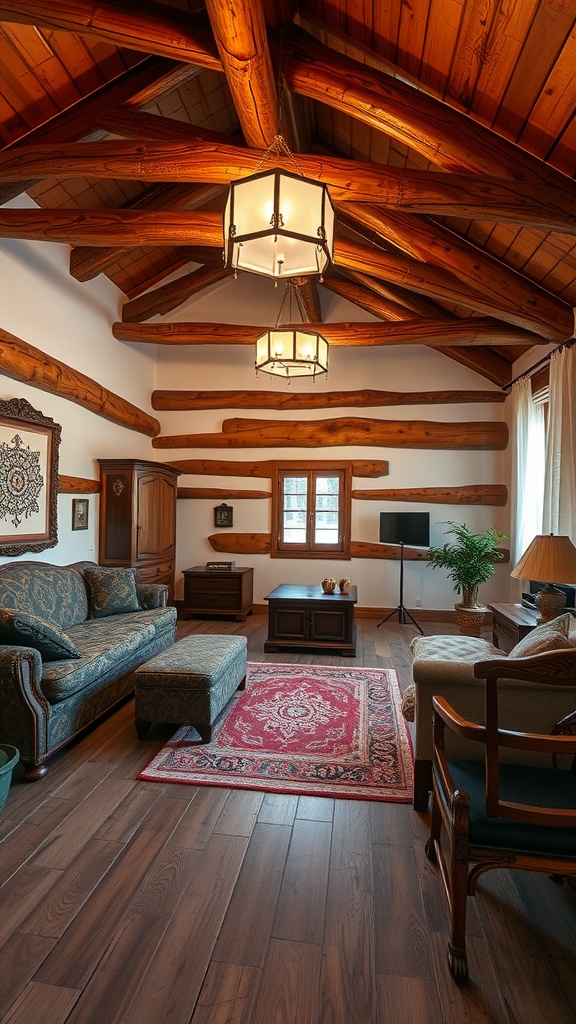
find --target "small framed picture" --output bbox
[213,502,233,528]
[72,498,89,531]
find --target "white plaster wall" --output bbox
[157,272,512,609]
[0,197,157,565]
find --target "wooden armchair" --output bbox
[425,649,576,981]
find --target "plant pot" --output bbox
[455,603,487,637]
[0,745,20,812]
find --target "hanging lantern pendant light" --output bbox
[255,279,329,382]
[224,164,334,280]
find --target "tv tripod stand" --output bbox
[377,541,424,634]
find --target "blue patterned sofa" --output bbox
[0,560,177,780]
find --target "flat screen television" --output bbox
[379,511,430,548]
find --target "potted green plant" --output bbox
[426,521,507,635]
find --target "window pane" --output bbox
[284,476,307,494]
[315,526,339,543]
[284,494,307,511]
[316,476,340,493]
[315,494,339,511]
[284,527,307,543]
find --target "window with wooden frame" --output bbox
[271,465,351,558]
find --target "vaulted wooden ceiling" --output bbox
[1,0,576,386]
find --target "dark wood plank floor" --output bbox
[1,614,575,1023]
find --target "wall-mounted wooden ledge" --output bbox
[178,487,271,499]
[207,533,510,562]
[58,476,100,494]
[352,485,508,505]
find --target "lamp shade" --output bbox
[510,533,576,583]
[510,533,576,621]
[224,168,334,279]
[255,328,328,380]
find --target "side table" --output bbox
[264,584,357,656]
[182,566,253,621]
[487,602,539,654]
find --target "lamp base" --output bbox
[534,584,566,623]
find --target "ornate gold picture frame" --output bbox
[0,398,61,556]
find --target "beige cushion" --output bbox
[508,612,575,658]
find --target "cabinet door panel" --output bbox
[271,607,308,640]
[137,474,177,559]
[309,609,350,642]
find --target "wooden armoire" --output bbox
[98,459,178,602]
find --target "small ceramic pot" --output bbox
[338,577,351,594]
[322,577,336,594]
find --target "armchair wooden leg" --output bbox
[413,759,432,810]
[425,788,442,863]
[447,792,471,981]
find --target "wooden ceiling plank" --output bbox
[111,318,541,347]
[518,31,576,164]
[493,2,574,142]
[463,0,539,126]
[204,0,278,148]
[152,388,506,411]
[0,0,222,71]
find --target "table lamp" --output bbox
[510,533,576,622]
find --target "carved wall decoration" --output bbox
[0,397,60,556]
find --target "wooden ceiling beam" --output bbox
[0,207,564,338]
[204,0,278,148]
[0,328,159,436]
[280,25,576,190]
[166,458,390,478]
[342,203,569,343]
[69,182,226,282]
[2,139,576,229]
[0,58,201,207]
[292,277,322,322]
[0,0,222,70]
[152,388,505,411]
[97,109,240,145]
[111,319,541,347]
[122,265,232,322]
[336,270,448,320]
[322,274,432,322]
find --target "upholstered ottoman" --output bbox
[133,634,247,742]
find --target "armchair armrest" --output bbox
[432,695,486,743]
[0,645,50,762]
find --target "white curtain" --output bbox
[511,375,545,564]
[543,346,576,540]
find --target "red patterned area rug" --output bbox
[139,662,414,801]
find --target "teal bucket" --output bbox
[0,744,19,811]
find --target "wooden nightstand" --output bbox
[182,566,253,621]
[487,602,540,654]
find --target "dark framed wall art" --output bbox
[0,397,61,556]
[214,502,233,528]
[72,498,89,531]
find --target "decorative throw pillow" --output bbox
[0,607,80,661]
[508,612,575,658]
[84,567,141,619]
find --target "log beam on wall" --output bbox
[352,485,508,505]
[178,487,271,499]
[152,388,505,410]
[0,328,160,437]
[207,533,509,562]
[167,459,390,477]
[58,476,100,494]
[153,417,509,450]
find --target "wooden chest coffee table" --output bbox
[264,583,358,656]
